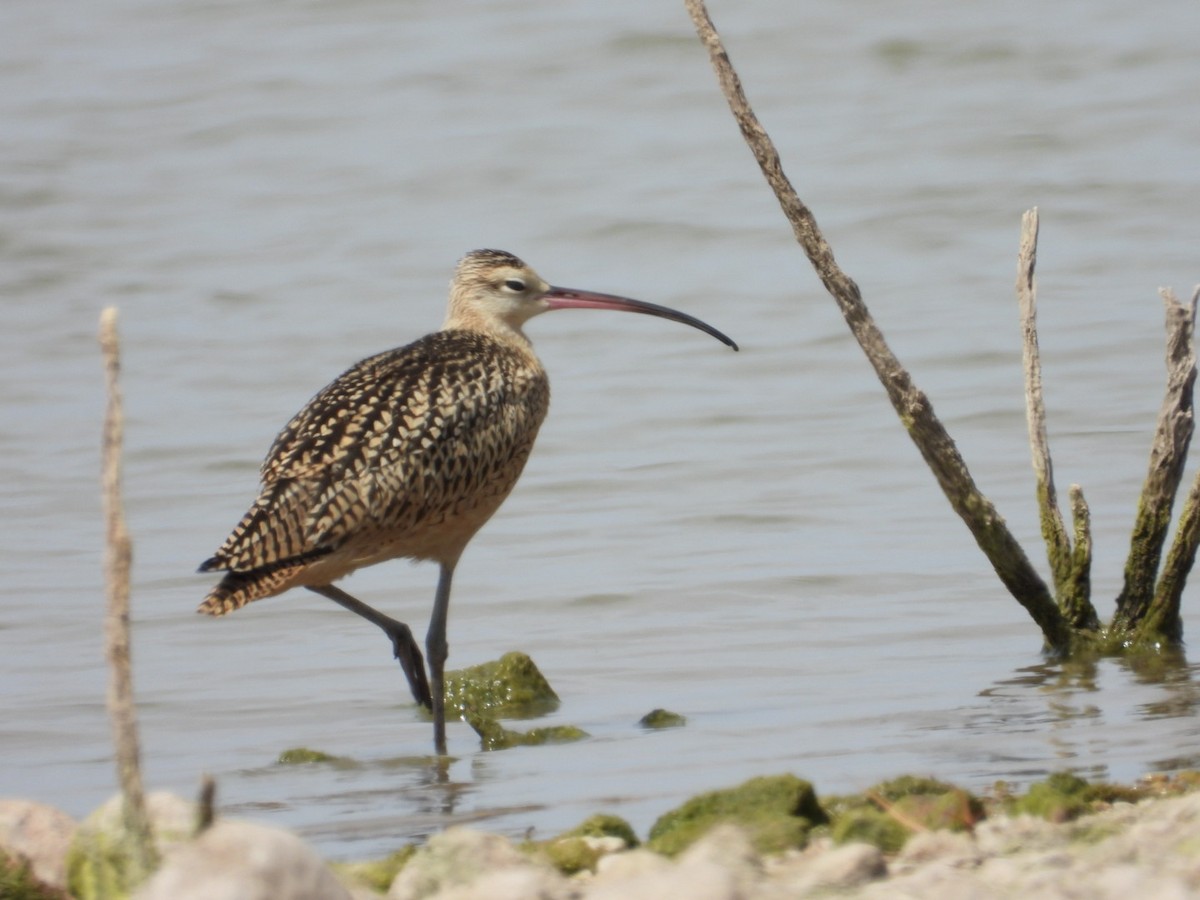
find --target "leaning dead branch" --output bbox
[1016,210,1099,632]
[100,307,157,879]
[683,0,1073,652]
[1114,288,1200,642]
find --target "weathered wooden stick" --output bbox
[1016,210,1098,630]
[1111,289,1197,636]
[1138,287,1200,643]
[100,307,157,879]
[1017,209,1072,588]
[683,0,1072,651]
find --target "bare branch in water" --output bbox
[683,0,1072,651]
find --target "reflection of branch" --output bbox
[1016,210,1098,630]
[1113,289,1198,638]
[100,307,157,878]
[683,0,1071,651]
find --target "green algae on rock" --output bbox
[443,652,560,720]
[275,747,358,768]
[646,774,828,857]
[1008,771,1145,822]
[464,710,588,751]
[332,846,417,894]
[534,814,641,875]
[1,850,67,900]
[556,813,640,849]
[638,709,687,729]
[827,775,983,852]
[66,793,195,900]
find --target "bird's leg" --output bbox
[307,584,432,710]
[427,562,455,756]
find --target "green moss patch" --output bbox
[530,814,640,875]
[66,793,193,900]
[464,711,588,751]
[443,652,560,719]
[276,747,358,767]
[638,709,687,729]
[828,776,983,853]
[1,850,69,900]
[647,774,828,857]
[333,845,416,894]
[1009,772,1145,822]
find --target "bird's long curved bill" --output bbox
[544,287,738,351]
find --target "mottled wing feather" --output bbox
[203,330,549,574]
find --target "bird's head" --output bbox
[443,248,738,350]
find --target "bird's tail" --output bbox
[197,566,298,617]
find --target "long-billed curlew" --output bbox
[198,249,737,754]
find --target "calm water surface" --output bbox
[3,0,1200,859]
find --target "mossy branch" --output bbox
[100,307,158,881]
[683,0,1072,652]
[1065,485,1097,630]
[1133,287,1200,643]
[1111,290,1198,639]
[1016,209,1098,631]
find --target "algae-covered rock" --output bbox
[535,813,640,875]
[334,846,416,895]
[464,710,588,751]
[67,792,195,900]
[276,748,357,768]
[557,813,640,849]
[1007,771,1143,823]
[443,651,560,719]
[638,709,687,729]
[646,774,828,857]
[828,775,983,852]
[1,849,69,900]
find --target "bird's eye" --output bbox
[503,278,527,293]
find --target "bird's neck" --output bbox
[441,310,538,356]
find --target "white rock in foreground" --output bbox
[135,819,352,900]
[0,798,77,890]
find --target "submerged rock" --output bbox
[463,710,587,751]
[638,709,687,729]
[276,748,357,768]
[646,774,828,857]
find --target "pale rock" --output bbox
[429,865,571,900]
[0,798,76,890]
[584,826,760,900]
[388,827,558,900]
[69,790,198,896]
[579,835,627,855]
[771,841,886,894]
[974,813,1067,856]
[593,847,673,880]
[134,819,351,900]
[892,829,979,872]
[855,863,1006,900]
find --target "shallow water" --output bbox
[3,0,1200,860]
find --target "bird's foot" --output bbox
[388,625,432,710]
